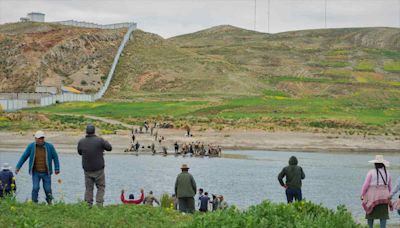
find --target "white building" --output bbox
[20,12,45,22]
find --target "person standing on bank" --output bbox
[174,164,197,213]
[16,131,60,204]
[78,125,112,207]
[361,155,392,228]
[278,156,305,203]
[0,163,17,198]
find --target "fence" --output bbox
[93,25,136,100]
[40,94,93,106]
[52,20,137,30]
[0,99,28,111]
[0,93,50,100]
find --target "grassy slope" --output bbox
[0,199,363,228]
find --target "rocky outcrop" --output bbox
[0,22,125,92]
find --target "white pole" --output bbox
[324,0,327,28]
[267,0,270,33]
[254,0,257,30]
[398,0,400,27]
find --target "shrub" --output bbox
[160,193,175,209]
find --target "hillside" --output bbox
[0,22,125,93]
[107,25,400,101]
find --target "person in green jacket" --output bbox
[278,156,305,203]
[174,164,197,213]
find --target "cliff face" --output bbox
[0,22,125,93]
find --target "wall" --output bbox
[52,20,137,30]
[0,93,50,100]
[0,99,28,111]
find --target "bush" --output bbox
[0,198,362,228]
[185,201,363,228]
[160,193,175,209]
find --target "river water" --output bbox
[1,150,399,224]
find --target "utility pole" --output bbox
[267,0,270,33]
[324,0,327,28]
[398,0,400,28]
[254,0,257,30]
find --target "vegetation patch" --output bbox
[306,61,350,68]
[0,112,126,133]
[383,61,400,73]
[323,69,353,78]
[0,198,362,228]
[354,60,375,72]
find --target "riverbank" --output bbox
[0,128,399,154]
[0,198,362,228]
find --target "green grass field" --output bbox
[21,89,400,135]
[0,198,363,228]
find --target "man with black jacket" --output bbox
[78,124,112,207]
[278,156,305,203]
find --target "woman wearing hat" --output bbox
[361,155,392,228]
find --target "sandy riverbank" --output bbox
[0,128,399,154]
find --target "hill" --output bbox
[0,22,125,93]
[107,25,400,101]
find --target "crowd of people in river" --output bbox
[126,121,222,157]
[0,125,400,227]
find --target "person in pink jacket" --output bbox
[361,155,392,228]
[121,188,144,204]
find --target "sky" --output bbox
[0,0,399,38]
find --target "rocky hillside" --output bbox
[108,25,400,100]
[0,22,125,93]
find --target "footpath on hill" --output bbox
[0,114,398,154]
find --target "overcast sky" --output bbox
[0,0,399,38]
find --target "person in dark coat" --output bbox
[174,164,197,213]
[0,163,16,198]
[78,125,112,207]
[278,156,305,203]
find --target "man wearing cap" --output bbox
[78,124,112,207]
[174,164,197,213]
[15,131,60,204]
[0,163,17,198]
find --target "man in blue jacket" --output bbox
[16,131,60,204]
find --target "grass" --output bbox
[384,61,400,73]
[0,113,127,132]
[306,61,350,68]
[17,89,400,135]
[0,197,363,228]
[354,60,375,72]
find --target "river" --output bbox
[1,150,399,224]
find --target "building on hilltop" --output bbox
[20,12,45,22]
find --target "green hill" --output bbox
[108,26,400,100]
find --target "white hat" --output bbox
[368,155,390,167]
[34,130,45,138]
[1,163,11,170]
